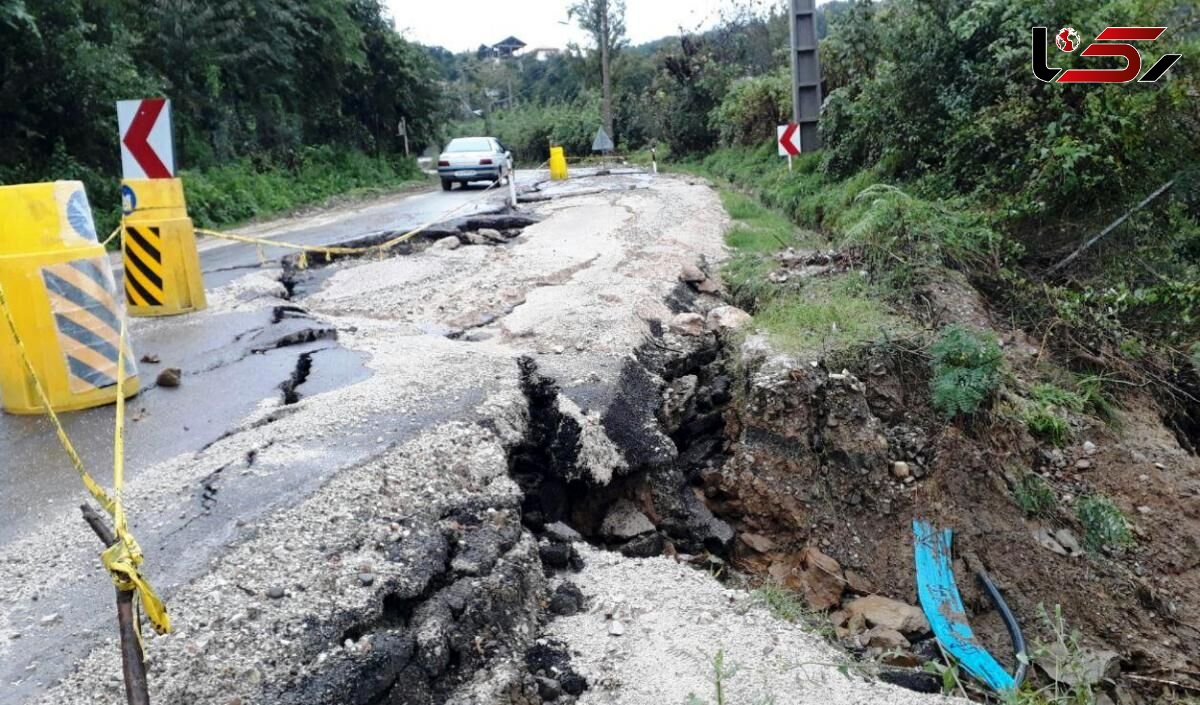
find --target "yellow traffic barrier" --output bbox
[0,181,139,414]
[120,178,206,316]
[549,146,569,181]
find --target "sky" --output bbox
[388,0,736,52]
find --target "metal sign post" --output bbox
[789,0,823,151]
[398,118,409,157]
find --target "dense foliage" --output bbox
[929,325,1005,418]
[0,0,443,229]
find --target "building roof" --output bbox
[493,36,527,49]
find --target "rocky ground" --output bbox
[2,172,963,705]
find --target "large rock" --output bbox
[706,306,752,333]
[845,595,930,635]
[600,500,655,540]
[431,236,461,250]
[669,313,706,337]
[797,547,846,611]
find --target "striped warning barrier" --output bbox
[120,178,206,317]
[122,224,165,308]
[42,257,137,394]
[0,180,139,414]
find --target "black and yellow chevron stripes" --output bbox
[123,224,165,307]
[42,259,137,394]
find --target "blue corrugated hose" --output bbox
[913,520,1027,693]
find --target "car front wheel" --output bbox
[441,179,453,191]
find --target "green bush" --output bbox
[929,325,1004,418]
[710,71,791,148]
[1076,495,1135,553]
[181,147,422,230]
[1013,473,1056,518]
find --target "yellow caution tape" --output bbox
[0,280,171,638]
[101,226,121,249]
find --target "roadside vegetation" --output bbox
[1,0,439,233]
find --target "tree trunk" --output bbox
[600,4,614,143]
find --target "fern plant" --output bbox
[929,325,1004,418]
[1076,495,1134,553]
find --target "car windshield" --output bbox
[445,138,492,153]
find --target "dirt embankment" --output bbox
[702,263,1200,702]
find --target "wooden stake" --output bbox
[81,504,151,705]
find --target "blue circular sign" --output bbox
[67,190,97,241]
[121,184,137,216]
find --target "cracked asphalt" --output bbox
[0,176,518,546]
[0,167,688,701]
[0,169,960,705]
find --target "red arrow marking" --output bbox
[123,99,172,179]
[779,123,801,156]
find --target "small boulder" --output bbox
[477,228,506,243]
[544,521,583,544]
[669,313,706,337]
[600,500,655,540]
[1037,645,1120,687]
[535,676,563,701]
[619,532,664,558]
[844,569,875,595]
[706,306,752,333]
[845,595,930,635]
[463,232,488,245]
[157,368,182,388]
[739,532,776,554]
[679,263,706,283]
[431,236,461,251]
[539,542,573,569]
[864,626,911,650]
[549,582,586,616]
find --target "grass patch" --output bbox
[1013,472,1057,517]
[1030,384,1086,412]
[720,188,821,254]
[754,275,909,355]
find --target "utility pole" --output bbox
[600,3,614,142]
[789,0,823,151]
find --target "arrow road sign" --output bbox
[117,99,175,180]
[777,123,802,157]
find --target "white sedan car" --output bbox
[437,137,512,191]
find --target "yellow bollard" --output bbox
[0,181,139,414]
[549,146,569,181]
[120,178,206,317]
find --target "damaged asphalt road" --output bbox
[1,170,958,705]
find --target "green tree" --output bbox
[569,0,626,143]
